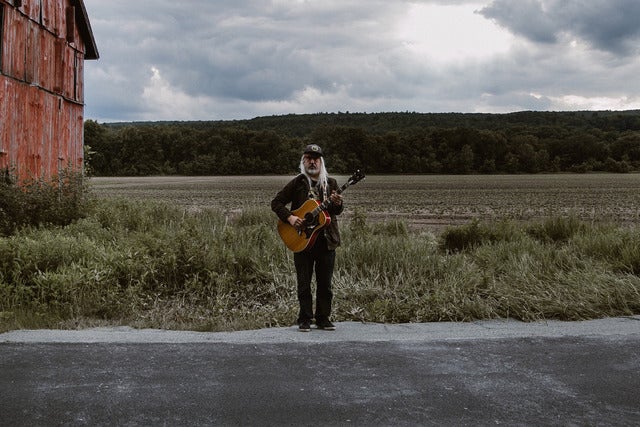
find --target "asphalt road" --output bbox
[1,317,639,426]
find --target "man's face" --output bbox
[303,154,321,177]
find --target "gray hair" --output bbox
[299,155,329,199]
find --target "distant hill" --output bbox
[87,110,640,176]
[102,110,640,135]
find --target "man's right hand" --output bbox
[288,215,302,228]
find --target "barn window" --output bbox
[73,52,78,100]
[66,6,75,43]
[0,4,4,71]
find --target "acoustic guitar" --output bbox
[278,170,365,252]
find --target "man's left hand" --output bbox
[330,191,343,206]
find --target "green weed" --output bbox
[1,199,639,332]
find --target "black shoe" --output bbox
[316,319,336,331]
[298,321,311,332]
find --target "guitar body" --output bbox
[278,199,331,253]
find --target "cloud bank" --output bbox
[83,0,640,122]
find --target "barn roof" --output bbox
[73,0,99,60]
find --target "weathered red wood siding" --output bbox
[0,0,97,181]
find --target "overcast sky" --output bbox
[82,0,640,122]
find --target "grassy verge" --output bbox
[1,200,639,332]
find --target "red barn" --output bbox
[0,0,98,181]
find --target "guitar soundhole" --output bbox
[303,212,317,238]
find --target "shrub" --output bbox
[439,219,520,253]
[526,216,585,243]
[373,220,408,237]
[349,207,369,236]
[0,170,89,236]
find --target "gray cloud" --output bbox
[480,0,640,55]
[87,1,405,103]
[83,0,640,121]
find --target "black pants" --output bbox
[293,236,336,324]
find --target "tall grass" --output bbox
[1,200,639,332]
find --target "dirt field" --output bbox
[90,174,640,232]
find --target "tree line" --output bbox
[84,111,640,176]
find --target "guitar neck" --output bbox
[310,182,350,217]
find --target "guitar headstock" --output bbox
[347,169,366,186]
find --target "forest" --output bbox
[84,110,640,176]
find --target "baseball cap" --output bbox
[303,144,323,157]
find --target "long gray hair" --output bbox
[299,156,329,199]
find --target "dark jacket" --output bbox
[271,174,343,250]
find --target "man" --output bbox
[271,144,343,332]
